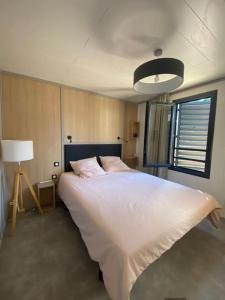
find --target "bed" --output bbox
[58,144,222,300]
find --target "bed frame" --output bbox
[64,143,122,172]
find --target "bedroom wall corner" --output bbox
[136,102,146,172]
[168,80,225,210]
[123,102,138,164]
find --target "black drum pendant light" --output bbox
[133,49,184,94]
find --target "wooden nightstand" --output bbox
[124,156,138,169]
[37,180,55,209]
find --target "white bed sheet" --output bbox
[58,171,222,300]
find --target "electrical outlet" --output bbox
[54,162,59,167]
[52,174,57,180]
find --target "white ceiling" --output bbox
[0,0,225,102]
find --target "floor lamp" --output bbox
[1,140,43,235]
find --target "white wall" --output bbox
[168,80,225,209]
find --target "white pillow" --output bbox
[70,157,105,178]
[100,156,130,172]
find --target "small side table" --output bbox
[37,180,55,209]
[124,156,138,169]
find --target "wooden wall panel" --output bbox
[0,72,2,138]
[1,72,138,210]
[123,102,138,163]
[1,74,61,208]
[63,87,125,144]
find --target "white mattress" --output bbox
[58,171,222,300]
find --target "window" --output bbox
[143,90,217,178]
[170,90,217,178]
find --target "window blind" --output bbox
[173,98,211,172]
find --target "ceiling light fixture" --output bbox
[133,49,184,94]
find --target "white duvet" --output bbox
[58,171,222,300]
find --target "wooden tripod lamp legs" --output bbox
[11,170,43,235]
[11,173,20,235]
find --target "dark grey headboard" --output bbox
[64,144,122,172]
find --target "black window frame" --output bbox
[169,90,217,178]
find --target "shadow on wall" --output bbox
[90,0,181,59]
[92,87,149,102]
[85,0,184,102]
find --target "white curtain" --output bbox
[147,94,171,178]
[0,161,8,244]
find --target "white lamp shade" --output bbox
[1,140,34,162]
